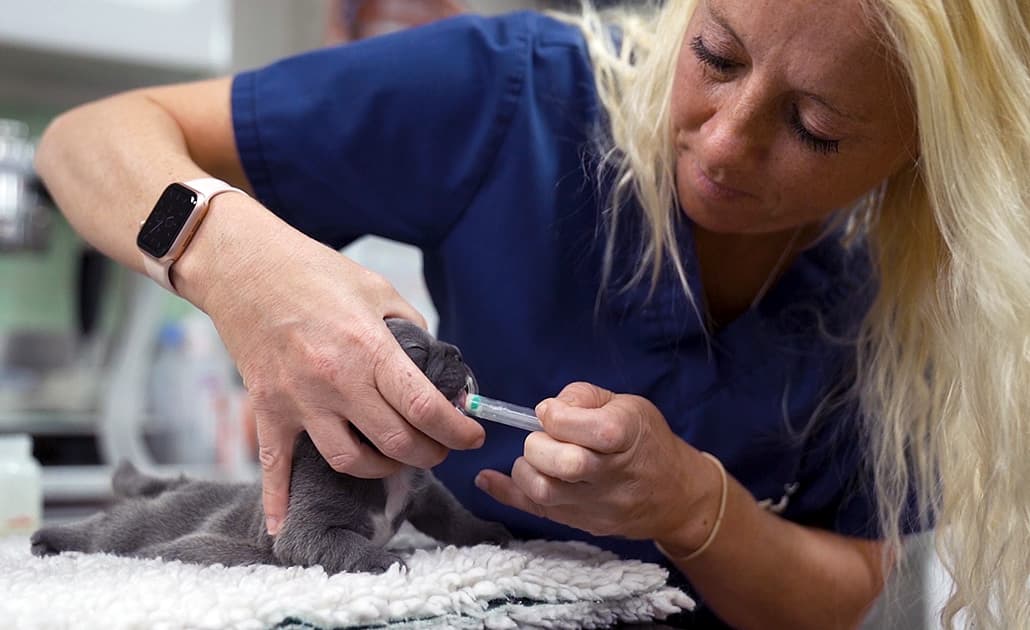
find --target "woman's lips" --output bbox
[690,161,753,203]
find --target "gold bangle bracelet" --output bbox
[655,451,728,563]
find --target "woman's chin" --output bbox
[677,195,765,235]
[676,180,804,236]
[675,168,768,234]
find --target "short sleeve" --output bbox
[231,13,535,249]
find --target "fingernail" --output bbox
[266,516,280,536]
[535,401,550,418]
[474,473,488,491]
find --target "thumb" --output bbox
[380,287,428,331]
[553,381,614,409]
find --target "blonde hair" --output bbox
[554,1,1030,628]
[552,1,696,303]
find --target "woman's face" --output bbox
[672,0,918,234]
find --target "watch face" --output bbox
[137,183,198,258]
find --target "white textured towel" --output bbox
[0,525,693,629]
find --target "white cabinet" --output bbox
[0,0,233,73]
[0,0,329,111]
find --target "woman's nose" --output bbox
[699,88,772,173]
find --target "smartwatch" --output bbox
[136,177,244,294]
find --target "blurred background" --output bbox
[0,1,946,627]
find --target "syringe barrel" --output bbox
[463,394,543,432]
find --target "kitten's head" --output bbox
[385,318,476,403]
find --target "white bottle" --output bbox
[147,322,189,464]
[0,434,43,537]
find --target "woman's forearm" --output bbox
[658,470,885,630]
[35,91,213,273]
[33,79,285,312]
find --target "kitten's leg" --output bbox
[30,513,106,556]
[111,461,188,499]
[273,525,403,575]
[137,533,276,567]
[407,474,512,547]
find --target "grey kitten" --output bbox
[30,318,510,574]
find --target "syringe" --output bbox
[461,394,543,432]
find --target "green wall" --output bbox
[0,108,77,332]
[0,107,195,339]
[0,214,81,331]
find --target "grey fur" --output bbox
[30,319,510,574]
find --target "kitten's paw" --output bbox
[469,522,514,548]
[30,528,62,557]
[428,520,513,548]
[350,550,406,575]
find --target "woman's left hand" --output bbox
[475,382,720,545]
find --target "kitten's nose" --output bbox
[445,345,463,364]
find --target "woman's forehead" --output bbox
[697,0,907,127]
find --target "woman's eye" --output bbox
[789,104,841,154]
[689,34,841,156]
[690,36,738,73]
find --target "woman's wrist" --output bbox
[653,449,729,559]
[171,193,285,316]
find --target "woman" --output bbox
[36,0,1029,628]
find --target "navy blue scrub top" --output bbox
[232,10,906,621]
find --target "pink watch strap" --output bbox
[141,177,245,296]
[142,253,176,294]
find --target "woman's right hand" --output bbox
[175,194,485,536]
[35,76,480,536]
[31,77,480,537]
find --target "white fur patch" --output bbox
[369,468,415,546]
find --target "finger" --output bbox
[304,414,402,478]
[523,431,602,482]
[474,469,546,518]
[510,456,580,507]
[341,386,450,469]
[535,397,637,454]
[373,341,484,450]
[255,411,299,536]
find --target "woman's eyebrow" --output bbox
[799,90,869,124]
[708,0,869,125]
[706,0,745,48]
